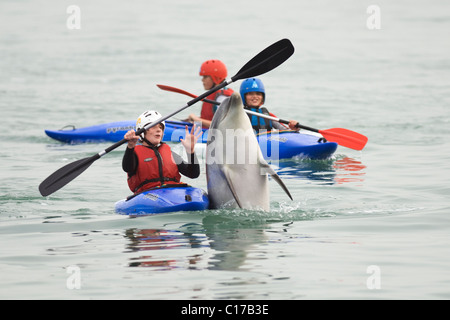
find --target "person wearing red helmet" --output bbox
[186,60,234,128]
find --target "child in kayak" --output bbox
[186,59,233,128]
[123,110,202,194]
[240,78,300,132]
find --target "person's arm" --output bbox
[122,147,138,175]
[172,152,200,179]
[267,110,299,132]
[186,114,211,128]
[273,121,288,130]
[123,130,139,174]
[273,120,300,131]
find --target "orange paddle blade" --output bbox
[319,128,368,151]
[156,85,197,99]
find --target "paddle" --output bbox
[266,116,368,151]
[38,38,295,197]
[156,84,368,151]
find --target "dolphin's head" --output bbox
[209,92,249,131]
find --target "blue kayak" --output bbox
[45,120,208,144]
[115,186,209,216]
[257,130,338,160]
[45,121,337,160]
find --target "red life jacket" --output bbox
[127,144,182,194]
[200,88,234,121]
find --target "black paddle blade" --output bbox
[232,38,295,81]
[39,156,97,196]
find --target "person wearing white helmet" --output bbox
[122,110,202,194]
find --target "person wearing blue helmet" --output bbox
[240,78,299,132]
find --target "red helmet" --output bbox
[199,60,227,84]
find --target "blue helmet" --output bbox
[240,78,265,105]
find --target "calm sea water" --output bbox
[1,0,449,300]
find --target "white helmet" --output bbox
[136,110,165,139]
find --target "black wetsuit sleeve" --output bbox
[172,151,200,179]
[122,147,138,175]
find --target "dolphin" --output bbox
[205,92,292,210]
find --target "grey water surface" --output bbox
[1,0,449,299]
